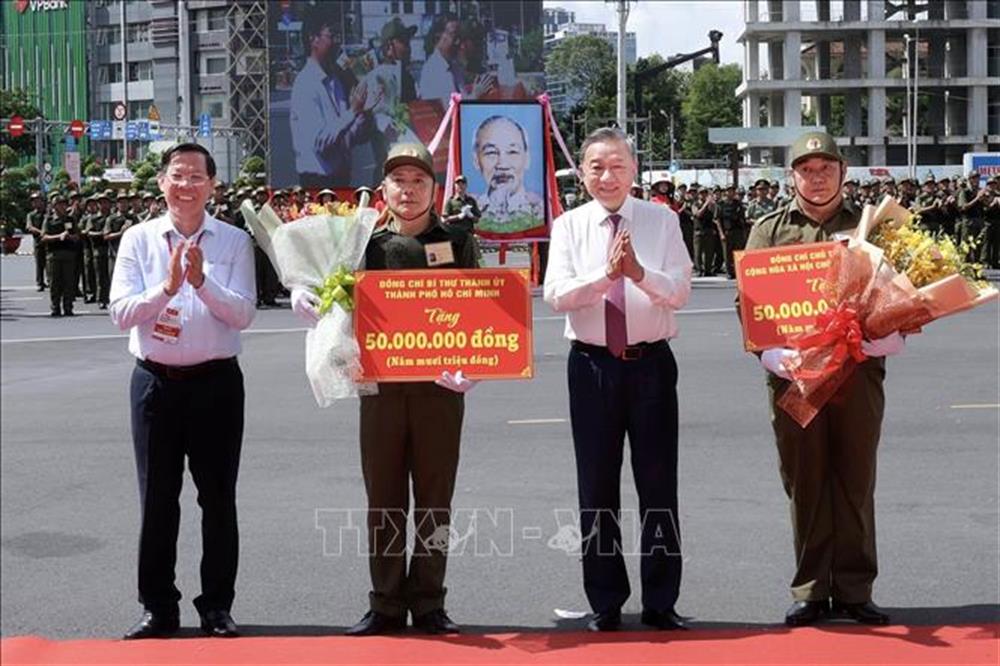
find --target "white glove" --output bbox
[434,370,478,393]
[861,331,905,357]
[291,287,321,327]
[760,348,799,380]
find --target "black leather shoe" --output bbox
[641,608,688,630]
[345,610,406,636]
[64,309,75,317]
[123,611,180,640]
[785,600,829,627]
[200,609,240,637]
[587,609,621,632]
[50,310,62,317]
[413,608,459,634]
[832,600,890,625]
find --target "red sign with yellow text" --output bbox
[735,241,839,351]
[354,268,534,382]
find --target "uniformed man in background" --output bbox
[744,131,904,628]
[746,179,776,226]
[718,184,747,279]
[86,191,114,309]
[79,194,101,303]
[291,143,478,637]
[693,185,722,276]
[441,174,481,235]
[984,175,1000,268]
[40,194,81,317]
[957,171,988,259]
[104,192,135,270]
[25,192,49,291]
[912,176,942,234]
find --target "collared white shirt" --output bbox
[109,212,256,366]
[418,49,458,106]
[290,57,360,176]
[544,196,692,346]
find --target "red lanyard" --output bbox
[166,230,206,254]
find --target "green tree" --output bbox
[680,63,742,159]
[0,88,42,158]
[546,35,616,120]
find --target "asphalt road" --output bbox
[1,253,997,639]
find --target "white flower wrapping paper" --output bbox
[241,200,379,406]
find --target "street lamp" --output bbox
[903,33,912,177]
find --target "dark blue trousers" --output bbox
[130,358,244,615]
[567,342,682,614]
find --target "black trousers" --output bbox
[129,358,244,615]
[567,342,682,614]
[34,241,47,287]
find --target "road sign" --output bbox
[8,115,25,138]
[64,152,81,186]
[198,113,212,137]
[147,105,160,122]
[43,161,52,173]
[65,136,77,152]
[148,120,160,139]
[669,160,680,173]
[112,121,125,140]
[125,121,139,140]
[69,119,85,139]
[113,101,127,121]
[137,121,150,141]
[89,120,112,140]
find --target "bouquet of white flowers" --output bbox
[241,199,378,406]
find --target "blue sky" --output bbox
[545,1,747,66]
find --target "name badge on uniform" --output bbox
[151,305,183,344]
[424,241,455,267]
[63,223,72,230]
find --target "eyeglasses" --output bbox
[164,172,210,187]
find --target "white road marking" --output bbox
[0,296,43,302]
[507,418,567,425]
[949,404,1000,410]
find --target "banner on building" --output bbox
[266,0,544,189]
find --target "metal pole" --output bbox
[670,113,675,164]
[35,117,44,191]
[120,0,129,164]
[903,33,911,177]
[615,0,629,131]
[912,25,919,177]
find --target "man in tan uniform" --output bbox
[744,131,905,627]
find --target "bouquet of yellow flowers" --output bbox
[778,196,997,427]
[241,197,377,406]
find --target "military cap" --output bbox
[725,184,736,190]
[30,191,44,200]
[939,176,951,184]
[923,175,937,185]
[129,190,141,198]
[789,130,843,167]
[989,175,1000,185]
[753,178,769,189]
[316,188,337,199]
[711,185,721,192]
[50,194,67,204]
[69,191,83,199]
[844,178,859,186]
[253,186,268,195]
[859,181,871,189]
[384,142,434,178]
[454,174,467,183]
[291,185,305,194]
[142,192,156,200]
[381,16,417,43]
[968,170,979,178]
[354,185,375,194]
[770,180,780,188]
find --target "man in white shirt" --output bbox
[290,4,375,187]
[109,143,256,640]
[418,14,461,106]
[544,127,692,632]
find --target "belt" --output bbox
[572,339,669,361]
[138,356,237,380]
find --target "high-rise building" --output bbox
[738,0,1000,166]
[1,0,89,171]
[85,0,265,180]
[543,8,637,117]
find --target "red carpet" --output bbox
[3,625,997,665]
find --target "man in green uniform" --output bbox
[40,195,81,317]
[718,184,747,279]
[86,192,114,308]
[768,180,782,206]
[441,174,481,234]
[912,176,942,234]
[25,192,48,291]
[104,192,135,269]
[78,195,100,303]
[984,176,1000,268]
[693,186,722,276]
[957,171,989,259]
[746,178,777,226]
[290,144,478,637]
[744,131,904,628]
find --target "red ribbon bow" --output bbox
[788,303,866,380]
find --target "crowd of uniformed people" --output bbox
[13,168,1000,318]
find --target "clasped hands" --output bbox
[606,229,644,283]
[760,332,906,380]
[163,240,205,296]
